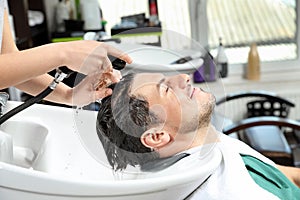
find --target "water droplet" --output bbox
[112,170,124,180]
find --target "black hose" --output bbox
[0,87,53,125]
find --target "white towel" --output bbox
[188,133,280,200]
[28,10,44,27]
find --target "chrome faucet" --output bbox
[0,92,9,117]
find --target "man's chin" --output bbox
[210,94,217,107]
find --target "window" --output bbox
[207,0,297,64]
[99,0,299,69]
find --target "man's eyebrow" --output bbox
[156,77,166,90]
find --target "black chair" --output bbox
[218,91,294,118]
[215,90,300,167]
[223,116,300,167]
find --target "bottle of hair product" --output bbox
[215,37,228,78]
[246,43,260,80]
[193,51,217,83]
[149,0,159,26]
[75,0,81,20]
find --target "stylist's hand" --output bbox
[71,69,121,107]
[58,40,132,74]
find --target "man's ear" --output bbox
[140,128,172,149]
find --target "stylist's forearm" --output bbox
[15,74,73,106]
[0,44,64,89]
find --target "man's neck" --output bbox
[187,124,220,149]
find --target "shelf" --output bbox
[111,25,162,36]
[8,0,49,49]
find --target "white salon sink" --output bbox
[0,101,222,200]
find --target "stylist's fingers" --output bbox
[109,69,122,83]
[101,55,113,73]
[94,88,113,100]
[104,43,133,64]
[104,70,122,83]
[94,70,121,90]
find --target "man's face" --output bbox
[130,73,216,135]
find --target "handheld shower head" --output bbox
[109,55,126,70]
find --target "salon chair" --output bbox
[216,90,300,167]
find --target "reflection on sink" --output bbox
[0,119,48,168]
[108,43,204,75]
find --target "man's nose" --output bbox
[180,74,190,83]
[170,74,190,89]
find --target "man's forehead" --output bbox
[131,73,164,91]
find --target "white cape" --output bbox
[188,133,280,200]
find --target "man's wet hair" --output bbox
[96,73,160,171]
